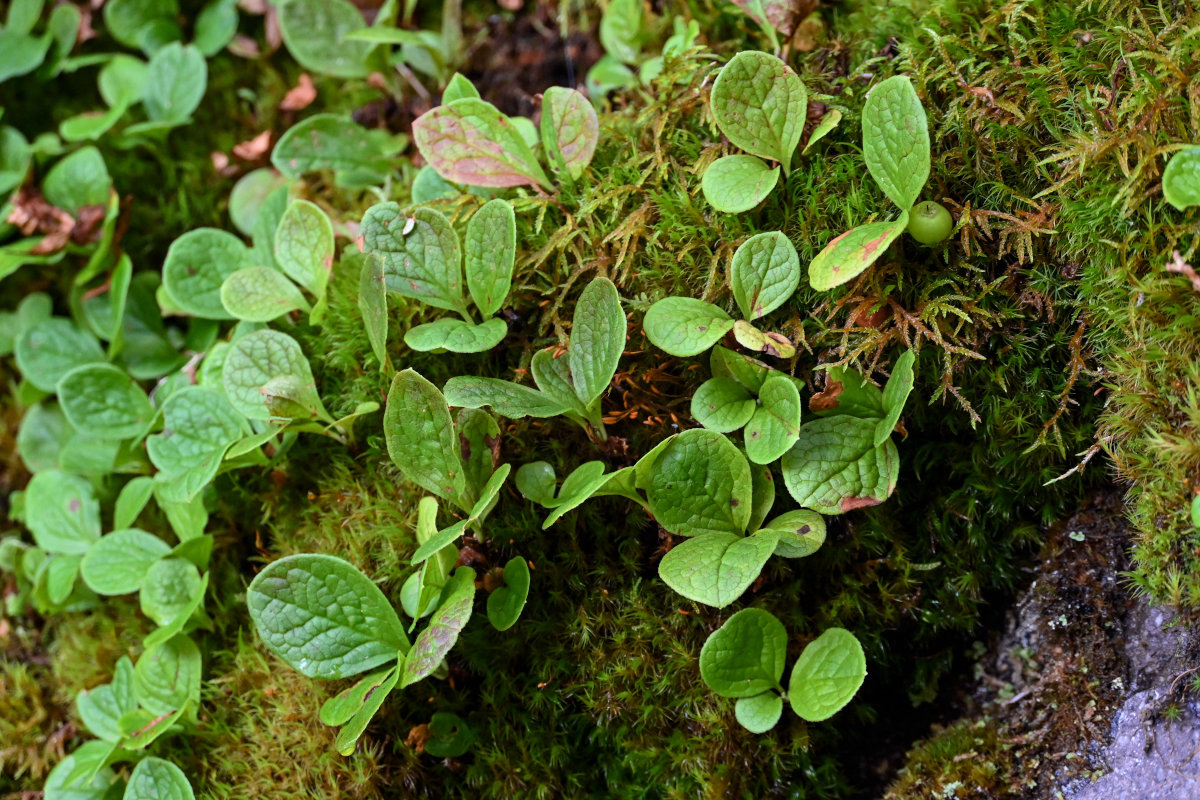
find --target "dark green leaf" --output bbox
[247,553,410,679]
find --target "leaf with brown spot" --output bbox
[807,213,909,291]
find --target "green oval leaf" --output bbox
[599,0,641,64]
[788,627,867,722]
[710,51,806,166]
[247,553,410,679]
[162,228,255,319]
[735,692,783,733]
[125,756,195,800]
[357,254,388,370]
[143,42,206,123]
[807,214,909,292]
[44,740,117,799]
[710,346,772,393]
[442,376,567,419]
[862,75,929,210]
[404,317,507,353]
[147,386,248,500]
[464,199,516,317]
[541,86,599,179]
[139,558,203,626]
[515,461,557,506]
[401,567,475,687]
[658,531,778,608]
[744,374,802,465]
[275,199,334,298]
[570,277,626,408]
[1164,146,1200,211]
[412,98,551,190]
[77,656,136,743]
[361,203,466,313]
[760,509,825,558]
[15,317,104,392]
[875,349,915,446]
[43,146,111,214]
[646,428,752,537]
[221,329,328,421]
[271,114,399,180]
[276,0,373,78]
[699,607,787,697]
[701,155,780,213]
[134,633,202,716]
[220,266,310,322]
[781,415,900,514]
[487,555,530,631]
[691,377,755,433]
[228,169,288,236]
[25,469,101,555]
[384,369,467,504]
[80,529,170,596]
[730,231,800,320]
[57,363,154,440]
[643,297,734,357]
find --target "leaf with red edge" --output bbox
[807,213,909,291]
[540,87,598,179]
[400,567,476,687]
[413,98,551,190]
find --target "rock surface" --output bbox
[1065,600,1200,800]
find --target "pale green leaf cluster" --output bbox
[442,276,626,438]
[412,85,598,190]
[809,76,936,290]
[700,609,867,732]
[44,635,202,797]
[246,552,481,756]
[701,51,841,211]
[360,199,517,353]
[218,199,336,326]
[644,232,799,359]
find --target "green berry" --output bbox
[907,201,953,244]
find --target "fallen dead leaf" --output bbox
[71,204,108,245]
[233,130,272,161]
[405,724,431,754]
[6,187,76,255]
[280,74,317,111]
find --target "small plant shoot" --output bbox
[644,233,800,360]
[809,75,944,290]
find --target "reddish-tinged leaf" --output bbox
[413,98,551,190]
[807,213,909,291]
[400,568,476,687]
[540,87,598,179]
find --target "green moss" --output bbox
[884,719,1010,798]
[5,0,1199,795]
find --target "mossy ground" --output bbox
[2,0,1199,797]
